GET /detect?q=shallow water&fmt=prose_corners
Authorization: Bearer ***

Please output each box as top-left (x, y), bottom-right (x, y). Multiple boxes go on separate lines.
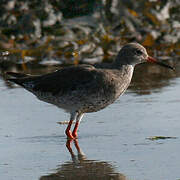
top-left (0, 61), bottom-right (180, 180)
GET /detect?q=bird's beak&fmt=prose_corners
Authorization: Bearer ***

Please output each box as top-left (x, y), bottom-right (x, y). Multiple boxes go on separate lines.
top-left (147, 56), bottom-right (174, 70)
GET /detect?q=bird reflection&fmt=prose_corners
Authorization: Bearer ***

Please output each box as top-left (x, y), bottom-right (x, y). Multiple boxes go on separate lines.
top-left (40, 139), bottom-right (127, 180)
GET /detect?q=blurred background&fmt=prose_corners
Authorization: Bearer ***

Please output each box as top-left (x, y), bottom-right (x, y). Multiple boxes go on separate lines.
top-left (0, 0), bottom-right (179, 71)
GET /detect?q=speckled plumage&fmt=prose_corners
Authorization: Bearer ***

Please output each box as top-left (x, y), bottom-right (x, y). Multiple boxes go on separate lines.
top-left (7, 43), bottom-right (173, 139)
top-left (9, 65), bottom-right (134, 113)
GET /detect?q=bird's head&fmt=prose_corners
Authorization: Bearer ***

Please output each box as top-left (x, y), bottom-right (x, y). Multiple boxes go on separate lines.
top-left (115, 42), bottom-right (174, 70)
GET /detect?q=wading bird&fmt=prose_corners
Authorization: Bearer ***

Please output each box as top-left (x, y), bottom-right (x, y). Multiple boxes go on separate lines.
top-left (7, 43), bottom-right (174, 139)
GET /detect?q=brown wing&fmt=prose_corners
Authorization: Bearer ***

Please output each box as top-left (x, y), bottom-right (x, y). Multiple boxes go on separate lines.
top-left (13, 65), bottom-right (97, 96)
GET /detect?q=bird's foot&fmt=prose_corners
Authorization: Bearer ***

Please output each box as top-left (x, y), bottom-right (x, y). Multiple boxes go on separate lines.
top-left (72, 131), bottom-right (78, 139)
top-left (65, 130), bottom-right (74, 139)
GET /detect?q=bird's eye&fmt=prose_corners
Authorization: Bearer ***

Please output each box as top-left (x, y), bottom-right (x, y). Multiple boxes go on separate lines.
top-left (135, 49), bottom-right (143, 56)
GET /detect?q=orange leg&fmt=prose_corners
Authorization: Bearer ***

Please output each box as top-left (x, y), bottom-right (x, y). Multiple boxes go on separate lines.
top-left (72, 113), bottom-right (84, 138)
top-left (72, 121), bottom-right (79, 138)
top-left (65, 112), bottom-right (83, 139)
top-left (65, 112), bottom-right (78, 139)
top-left (65, 120), bottom-right (74, 139)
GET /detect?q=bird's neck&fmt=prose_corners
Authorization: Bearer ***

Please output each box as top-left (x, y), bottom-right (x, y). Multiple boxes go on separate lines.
top-left (113, 54), bottom-right (137, 68)
top-left (110, 64), bottom-right (134, 99)
top-left (112, 60), bottom-right (135, 71)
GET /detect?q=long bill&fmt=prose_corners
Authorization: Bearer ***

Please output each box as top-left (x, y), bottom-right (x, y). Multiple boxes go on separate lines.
top-left (147, 56), bottom-right (174, 70)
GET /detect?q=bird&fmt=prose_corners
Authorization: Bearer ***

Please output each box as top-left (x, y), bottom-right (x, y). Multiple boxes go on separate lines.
top-left (6, 43), bottom-right (173, 139)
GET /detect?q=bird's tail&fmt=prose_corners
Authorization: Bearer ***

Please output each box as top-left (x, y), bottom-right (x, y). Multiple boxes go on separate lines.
top-left (6, 72), bottom-right (29, 87)
top-left (6, 72), bottom-right (29, 78)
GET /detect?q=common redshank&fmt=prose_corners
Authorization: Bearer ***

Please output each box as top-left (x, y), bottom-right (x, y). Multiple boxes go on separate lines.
top-left (7, 43), bottom-right (173, 139)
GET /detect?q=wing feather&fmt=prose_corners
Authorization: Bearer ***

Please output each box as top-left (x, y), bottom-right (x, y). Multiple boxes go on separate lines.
top-left (18, 65), bottom-right (97, 95)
